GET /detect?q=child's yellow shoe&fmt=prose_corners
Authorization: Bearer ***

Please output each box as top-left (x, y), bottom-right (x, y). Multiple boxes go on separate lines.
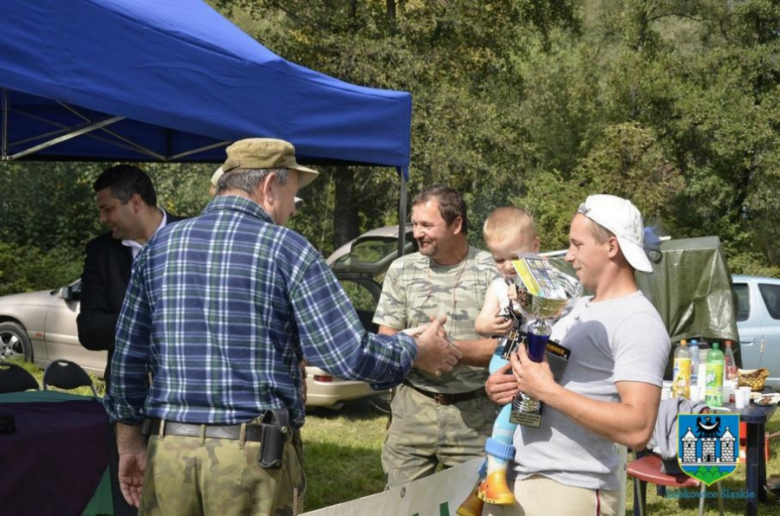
top-left (477, 470), bottom-right (515, 505)
top-left (456, 485), bottom-right (485, 516)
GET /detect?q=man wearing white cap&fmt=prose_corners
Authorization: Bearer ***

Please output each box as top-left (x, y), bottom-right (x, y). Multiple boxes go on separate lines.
top-left (484, 194), bottom-right (671, 516)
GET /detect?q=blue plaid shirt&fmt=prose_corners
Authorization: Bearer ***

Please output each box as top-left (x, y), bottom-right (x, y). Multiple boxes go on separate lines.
top-left (104, 195), bottom-right (417, 428)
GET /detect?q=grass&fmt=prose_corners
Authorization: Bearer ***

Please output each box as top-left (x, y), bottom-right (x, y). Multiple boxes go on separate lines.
top-left (302, 401), bottom-right (389, 510)
top-left (10, 357), bottom-right (780, 514)
top-left (302, 400), bottom-right (780, 515)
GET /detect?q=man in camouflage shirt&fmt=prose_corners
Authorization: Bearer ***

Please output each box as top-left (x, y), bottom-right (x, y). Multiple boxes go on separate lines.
top-left (374, 184), bottom-right (499, 488)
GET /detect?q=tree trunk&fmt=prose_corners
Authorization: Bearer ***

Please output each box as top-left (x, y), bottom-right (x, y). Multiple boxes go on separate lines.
top-left (332, 166), bottom-right (360, 249)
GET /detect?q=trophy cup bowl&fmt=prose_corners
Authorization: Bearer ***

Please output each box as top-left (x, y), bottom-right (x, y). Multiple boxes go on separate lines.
top-left (515, 269), bottom-right (582, 322)
top-left (511, 266), bottom-right (582, 427)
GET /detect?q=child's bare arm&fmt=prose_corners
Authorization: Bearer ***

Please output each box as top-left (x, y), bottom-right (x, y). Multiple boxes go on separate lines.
top-left (476, 282), bottom-right (513, 336)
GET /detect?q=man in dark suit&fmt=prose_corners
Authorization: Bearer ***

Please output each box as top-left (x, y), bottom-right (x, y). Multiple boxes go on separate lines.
top-left (77, 164), bottom-right (184, 516)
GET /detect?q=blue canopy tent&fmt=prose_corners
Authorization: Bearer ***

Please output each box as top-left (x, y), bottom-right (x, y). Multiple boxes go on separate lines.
top-left (0, 0), bottom-right (412, 250)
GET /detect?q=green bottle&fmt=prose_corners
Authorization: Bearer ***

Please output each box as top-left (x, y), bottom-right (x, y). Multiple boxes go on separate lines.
top-left (705, 343), bottom-right (724, 407)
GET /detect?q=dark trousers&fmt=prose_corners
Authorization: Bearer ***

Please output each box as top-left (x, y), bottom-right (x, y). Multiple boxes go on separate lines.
top-left (108, 422), bottom-right (138, 516)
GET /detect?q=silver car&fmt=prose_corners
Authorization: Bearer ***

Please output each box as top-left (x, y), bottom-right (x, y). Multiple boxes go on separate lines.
top-left (0, 280), bottom-right (93, 374)
top-left (0, 225), bottom-right (416, 408)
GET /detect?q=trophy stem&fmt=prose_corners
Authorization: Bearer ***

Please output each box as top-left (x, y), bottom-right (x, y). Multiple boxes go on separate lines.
top-left (526, 323), bottom-right (550, 363)
top-left (510, 320), bottom-right (552, 428)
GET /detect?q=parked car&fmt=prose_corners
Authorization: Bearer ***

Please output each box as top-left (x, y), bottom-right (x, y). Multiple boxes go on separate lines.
top-left (0, 280), bottom-right (94, 374)
top-left (308, 225), bottom-right (415, 407)
top-left (732, 275), bottom-right (780, 390)
top-left (0, 225), bottom-right (416, 408)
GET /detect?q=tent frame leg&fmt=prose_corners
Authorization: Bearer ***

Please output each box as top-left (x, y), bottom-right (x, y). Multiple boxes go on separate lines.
top-left (1, 88), bottom-right (7, 159)
top-left (396, 166), bottom-right (408, 258)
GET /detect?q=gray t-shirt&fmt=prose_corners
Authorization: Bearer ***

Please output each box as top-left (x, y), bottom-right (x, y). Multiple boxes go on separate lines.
top-left (512, 291), bottom-right (670, 490)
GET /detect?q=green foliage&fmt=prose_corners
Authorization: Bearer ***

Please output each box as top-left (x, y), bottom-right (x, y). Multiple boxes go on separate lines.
top-left (0, 162), bottom-right (215, 294)
top-left (3, 0), bottom-right (780, 293)
top-left (341, 282), bottom-right (376, 312)
top-left (0, 243), bottom-right (83, 295)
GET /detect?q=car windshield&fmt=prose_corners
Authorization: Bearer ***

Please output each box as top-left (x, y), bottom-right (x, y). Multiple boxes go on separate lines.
top-left (331, 235), bottom-right (416, 283)
top-left (334, 238), bottom-right (398, 264)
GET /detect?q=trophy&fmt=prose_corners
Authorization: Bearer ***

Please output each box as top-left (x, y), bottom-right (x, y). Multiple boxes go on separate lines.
top-left (508, 255), bottom-right (582, 428)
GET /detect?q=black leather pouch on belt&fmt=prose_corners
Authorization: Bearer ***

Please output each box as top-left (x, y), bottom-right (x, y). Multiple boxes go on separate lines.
top-left (259, 409), bottom-right (291, 469)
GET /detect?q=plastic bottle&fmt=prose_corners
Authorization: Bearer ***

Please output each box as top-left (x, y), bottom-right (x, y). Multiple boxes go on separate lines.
top-left (724, 340), bottom-right (738, 382)
top-left (705, 343), bottom-right (724, 407)
top-left (689, 339), bottom-right (700, 386)
top-left (672, 340), bottom-right (692, 399)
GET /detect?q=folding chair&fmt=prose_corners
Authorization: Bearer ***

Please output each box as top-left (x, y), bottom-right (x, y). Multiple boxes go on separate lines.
top-left (628, 452), bottom-right (723, 516)
top-left (0, 361), bottom-right (39, 394)
top-left (43, 360), bottom-right (97, 398)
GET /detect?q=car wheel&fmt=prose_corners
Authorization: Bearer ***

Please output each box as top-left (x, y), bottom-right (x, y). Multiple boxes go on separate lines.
top-left (0, 322), bottom-right (33, 362)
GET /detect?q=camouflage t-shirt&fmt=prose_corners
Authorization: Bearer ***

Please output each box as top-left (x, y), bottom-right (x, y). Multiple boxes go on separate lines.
top-left (373, 246), bottom-right (498, 393)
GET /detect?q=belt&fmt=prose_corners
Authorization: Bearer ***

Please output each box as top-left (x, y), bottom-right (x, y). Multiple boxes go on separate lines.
top-left (145, 419), bottom-right (265, 442)
top-left (402, 381), bottom-right (486, 406)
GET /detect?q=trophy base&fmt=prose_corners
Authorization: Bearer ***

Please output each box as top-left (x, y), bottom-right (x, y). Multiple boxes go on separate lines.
top-left (509, 395), bottom-right (543, 428)
top-left (510, 412), bottom-right (542, 428)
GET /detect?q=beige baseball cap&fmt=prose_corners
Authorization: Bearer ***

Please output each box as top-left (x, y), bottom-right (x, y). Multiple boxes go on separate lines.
top-left (221, 138), bottom-right (319, 188)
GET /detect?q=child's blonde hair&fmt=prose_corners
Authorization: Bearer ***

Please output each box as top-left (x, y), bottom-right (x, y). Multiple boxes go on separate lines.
top-left (482, 206), bottom-right (537, 243)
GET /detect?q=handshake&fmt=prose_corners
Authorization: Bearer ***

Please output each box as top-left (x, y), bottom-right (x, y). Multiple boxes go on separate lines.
top-left (403, 317), bottom-right (462, 376)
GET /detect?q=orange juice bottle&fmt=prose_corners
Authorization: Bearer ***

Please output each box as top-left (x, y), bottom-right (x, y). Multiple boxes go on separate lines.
top-left (672, 340), bottom-right (692, 399)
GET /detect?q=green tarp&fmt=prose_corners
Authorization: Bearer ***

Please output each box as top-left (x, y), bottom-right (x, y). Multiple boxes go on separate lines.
top-left (554, 236), bottom-right (738, 378)
top-left (637, 236), bottom-right (739, 377)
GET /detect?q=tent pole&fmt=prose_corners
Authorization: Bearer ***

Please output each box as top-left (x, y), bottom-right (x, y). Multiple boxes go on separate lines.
top-left (397, 166), bottom-right (408, 258)
top-left (11, 112), bottom-right (161, 157)
top-left (1, 88), bottom-right (7, 159)
top-left (9, 115), bottom-right (124, 160)
top-left (169, 141), bottom-right (231, 160)
top-left (58, 102), bottom-right (166, 160)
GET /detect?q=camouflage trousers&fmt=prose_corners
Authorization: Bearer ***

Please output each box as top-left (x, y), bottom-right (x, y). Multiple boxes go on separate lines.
top-left (139, 427), bottom-right (306, 516)
top-left (382, 383), bottom-right (497, 488)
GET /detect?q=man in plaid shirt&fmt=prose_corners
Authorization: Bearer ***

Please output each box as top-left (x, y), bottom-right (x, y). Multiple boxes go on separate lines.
top-left (104, 138), bottom-right (460, 515)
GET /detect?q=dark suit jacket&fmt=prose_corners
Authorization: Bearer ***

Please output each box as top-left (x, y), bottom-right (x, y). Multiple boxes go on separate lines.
top-left (77, 213), bottom-right (185, 386)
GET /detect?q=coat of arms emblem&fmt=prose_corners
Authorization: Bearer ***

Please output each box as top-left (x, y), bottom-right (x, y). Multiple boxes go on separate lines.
top-left (677, 413), bottom-right (740, 485)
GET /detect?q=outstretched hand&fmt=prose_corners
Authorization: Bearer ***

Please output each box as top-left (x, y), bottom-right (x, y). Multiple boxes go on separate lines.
top-left (402, 323), bottom-right (430, 338)
top-left (413, 316), bottom-right (462, 375)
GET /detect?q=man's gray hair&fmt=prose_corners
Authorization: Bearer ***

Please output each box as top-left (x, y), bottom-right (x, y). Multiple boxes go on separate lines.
top-left (216, 168), bottom-right (290, 196)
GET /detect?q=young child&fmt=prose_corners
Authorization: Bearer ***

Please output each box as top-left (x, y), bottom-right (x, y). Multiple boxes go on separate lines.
top-left (457, 206), bottom-right (540, 516)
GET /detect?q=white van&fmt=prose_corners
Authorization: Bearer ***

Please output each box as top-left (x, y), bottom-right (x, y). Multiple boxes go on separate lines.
top-left (732, 275), bottom-right (780, 390)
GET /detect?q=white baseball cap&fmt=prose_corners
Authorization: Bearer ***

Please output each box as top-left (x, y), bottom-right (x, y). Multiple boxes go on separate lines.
top-left (577, 194), bottom-right (653, 273)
